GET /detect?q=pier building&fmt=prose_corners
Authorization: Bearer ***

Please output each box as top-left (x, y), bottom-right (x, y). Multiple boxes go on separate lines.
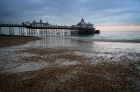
top-left (0, 18), bottom-right (100, 36)
top-left (22, 19), bottom-right (50, 27)
top-left (32, 19), bottom-right (50, 27)
top-left (77, 18), bottom-right (94, 29)
top-left (71, 18), bottom-right (93, 29)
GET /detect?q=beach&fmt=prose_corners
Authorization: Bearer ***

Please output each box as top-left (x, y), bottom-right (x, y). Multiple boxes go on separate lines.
top-left (0, 36), bottom-right (42, 48)
top-left (0, 36), bottom-right (140, 92)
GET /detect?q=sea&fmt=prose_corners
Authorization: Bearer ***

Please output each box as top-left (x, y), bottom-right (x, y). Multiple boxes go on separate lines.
top-left (1, 27), bottom-right (140, 40)
top-left (68, 31), bottom-right (140, 41)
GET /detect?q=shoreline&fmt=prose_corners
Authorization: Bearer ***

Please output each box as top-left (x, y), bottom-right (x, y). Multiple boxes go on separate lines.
top-left (0, 35), bottom-right (140, 48)
top-left (64, 37), bottom-right (140, 43)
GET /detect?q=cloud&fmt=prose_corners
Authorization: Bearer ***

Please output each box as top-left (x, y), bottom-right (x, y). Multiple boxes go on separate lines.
top-left (0, 0), bottom-right (140, 26)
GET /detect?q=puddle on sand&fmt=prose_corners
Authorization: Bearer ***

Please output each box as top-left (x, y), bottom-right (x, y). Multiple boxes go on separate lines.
top-left (54, 59), bottom-right (81, 67)
top-left (1, 61), bottom-right (48, 73)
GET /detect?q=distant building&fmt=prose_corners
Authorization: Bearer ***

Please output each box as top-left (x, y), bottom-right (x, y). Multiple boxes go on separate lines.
top-left (22, 21), bottom-right (30, 25)
top-left (71, 18), bottom-right (94, 29)
top-left (32, 19), bottom-right (50, 27)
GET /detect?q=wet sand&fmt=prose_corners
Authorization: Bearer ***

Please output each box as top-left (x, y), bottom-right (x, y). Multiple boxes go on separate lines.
top-left (0, 36), bottom-right (42, 48)
top-left (0, 36), bottom-right (140, 92)
top-left (66, 37), bottom-right (140, 43)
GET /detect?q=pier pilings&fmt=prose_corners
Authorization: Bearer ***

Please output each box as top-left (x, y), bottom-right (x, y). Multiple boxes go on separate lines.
top-left (77, 28), bottom-right (95, 35)
top-left (0, 27), bottom-right (2, 35)
top-left (95, 30), bottom-right (100, 34)
top-left (27, 28), bottom-right (37, 37)
top-left (9, 27), bottom-right (14, 35)
top-left (19, 27), bottom-right (25, 36)
top-left (0, 25), bottom-right (99, 37)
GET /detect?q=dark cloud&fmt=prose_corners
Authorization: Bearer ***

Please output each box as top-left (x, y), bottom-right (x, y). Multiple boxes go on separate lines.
top-left (0, 0), bottom-right (140, 26)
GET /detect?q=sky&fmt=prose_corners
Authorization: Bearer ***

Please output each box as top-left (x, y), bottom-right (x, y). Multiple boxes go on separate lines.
top-left (0, 0), bottom-right (140, 31)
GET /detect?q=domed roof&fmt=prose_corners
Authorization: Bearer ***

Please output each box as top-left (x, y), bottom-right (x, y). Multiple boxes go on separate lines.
top-left (33, 20), bottom-right (36, 23)
top-left (81, 18), bottom-right (85, 22)
top-left (77, 18), bottom-right (86, 25)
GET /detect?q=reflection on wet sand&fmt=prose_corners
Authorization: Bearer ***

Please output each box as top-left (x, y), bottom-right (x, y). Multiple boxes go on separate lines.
top-left (0, 36), bottom-right (140, 91)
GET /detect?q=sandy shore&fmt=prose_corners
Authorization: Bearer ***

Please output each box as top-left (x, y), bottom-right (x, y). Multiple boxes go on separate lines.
top-left (0, 36), bottom-right (140, 92)
top-left (0, 35), bottom-right (42, 48)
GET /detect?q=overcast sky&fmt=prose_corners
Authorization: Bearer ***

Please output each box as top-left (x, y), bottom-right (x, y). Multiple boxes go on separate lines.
top-left (0, 0), bottom-right (140, 30)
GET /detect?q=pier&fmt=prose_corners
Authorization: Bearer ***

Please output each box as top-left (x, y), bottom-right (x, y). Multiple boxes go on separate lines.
top-left (0, 18), bottom-right (100, 36)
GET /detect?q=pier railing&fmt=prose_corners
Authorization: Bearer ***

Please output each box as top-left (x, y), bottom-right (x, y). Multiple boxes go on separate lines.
top-left (0, 24), bottom-right (31, 27)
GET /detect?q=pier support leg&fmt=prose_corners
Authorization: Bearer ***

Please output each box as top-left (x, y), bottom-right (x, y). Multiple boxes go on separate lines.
top-left (53, 29), bottom-right (56, 34)
top-left (55, 29), bottom-right (57, 35)
top-left (30, 28), bottom-right (31, 36)
top-left (27, 28), bottom-right (32, 36)
top-left (21, 27), bottom-right (23, 36)
top-left (46, 29), bottom-right (47, 36)
top-left (52, 29), bottom-right (54, 35)
top-left (71, 29), bottom-right (73, 35)
top-left (78, 29), bottom-right (80, 35)
top-left (35, 29), bottom-right (37, 37)
top-left (22, 27), bottom-right (24, 36)
top-left (39, 29), bottom-right (41, 36)
top-left (19, 27), bottom-right (20, 36)
top-left (9, 27), bottom-right (14, 35)
top-left (54, 29), bottom-right (55, 35)
top-left (31, 29), bottom-right (33, 36)
top-left (48, 29), bottom-right (49, 35)
top-left (39, 29), bottom-right (43, 36)
top-left (62, 29), bottom-right (64, 35)
top-left (65, 29), bottom-right (67, 35)
top-left (27, 28), bottom-right (29, 36)
top-left (19, 27), bottom-right (25, 36)
top-left (0, 27), bottom-right (2, 35)
top-left (52, 29), bottom-right (53, 35)
top-left (49, 29), bottom-right (51, 35)
top-left (33, 29), bottom-right (35, 36)
top-left (28, 29), bottom-right (30, 36)
top-left (32, 29), bottom-right (34, 36)
top-left (43, 29), bottom-right (45, 36)
top-left (30, 29), bottom-right (32, 36)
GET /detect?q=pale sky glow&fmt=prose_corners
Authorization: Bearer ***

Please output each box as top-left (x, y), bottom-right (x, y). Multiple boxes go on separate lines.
top-left (0, 0), bottom-right (140, 31)
top-left (96, 26), bottom-right (140, 31)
